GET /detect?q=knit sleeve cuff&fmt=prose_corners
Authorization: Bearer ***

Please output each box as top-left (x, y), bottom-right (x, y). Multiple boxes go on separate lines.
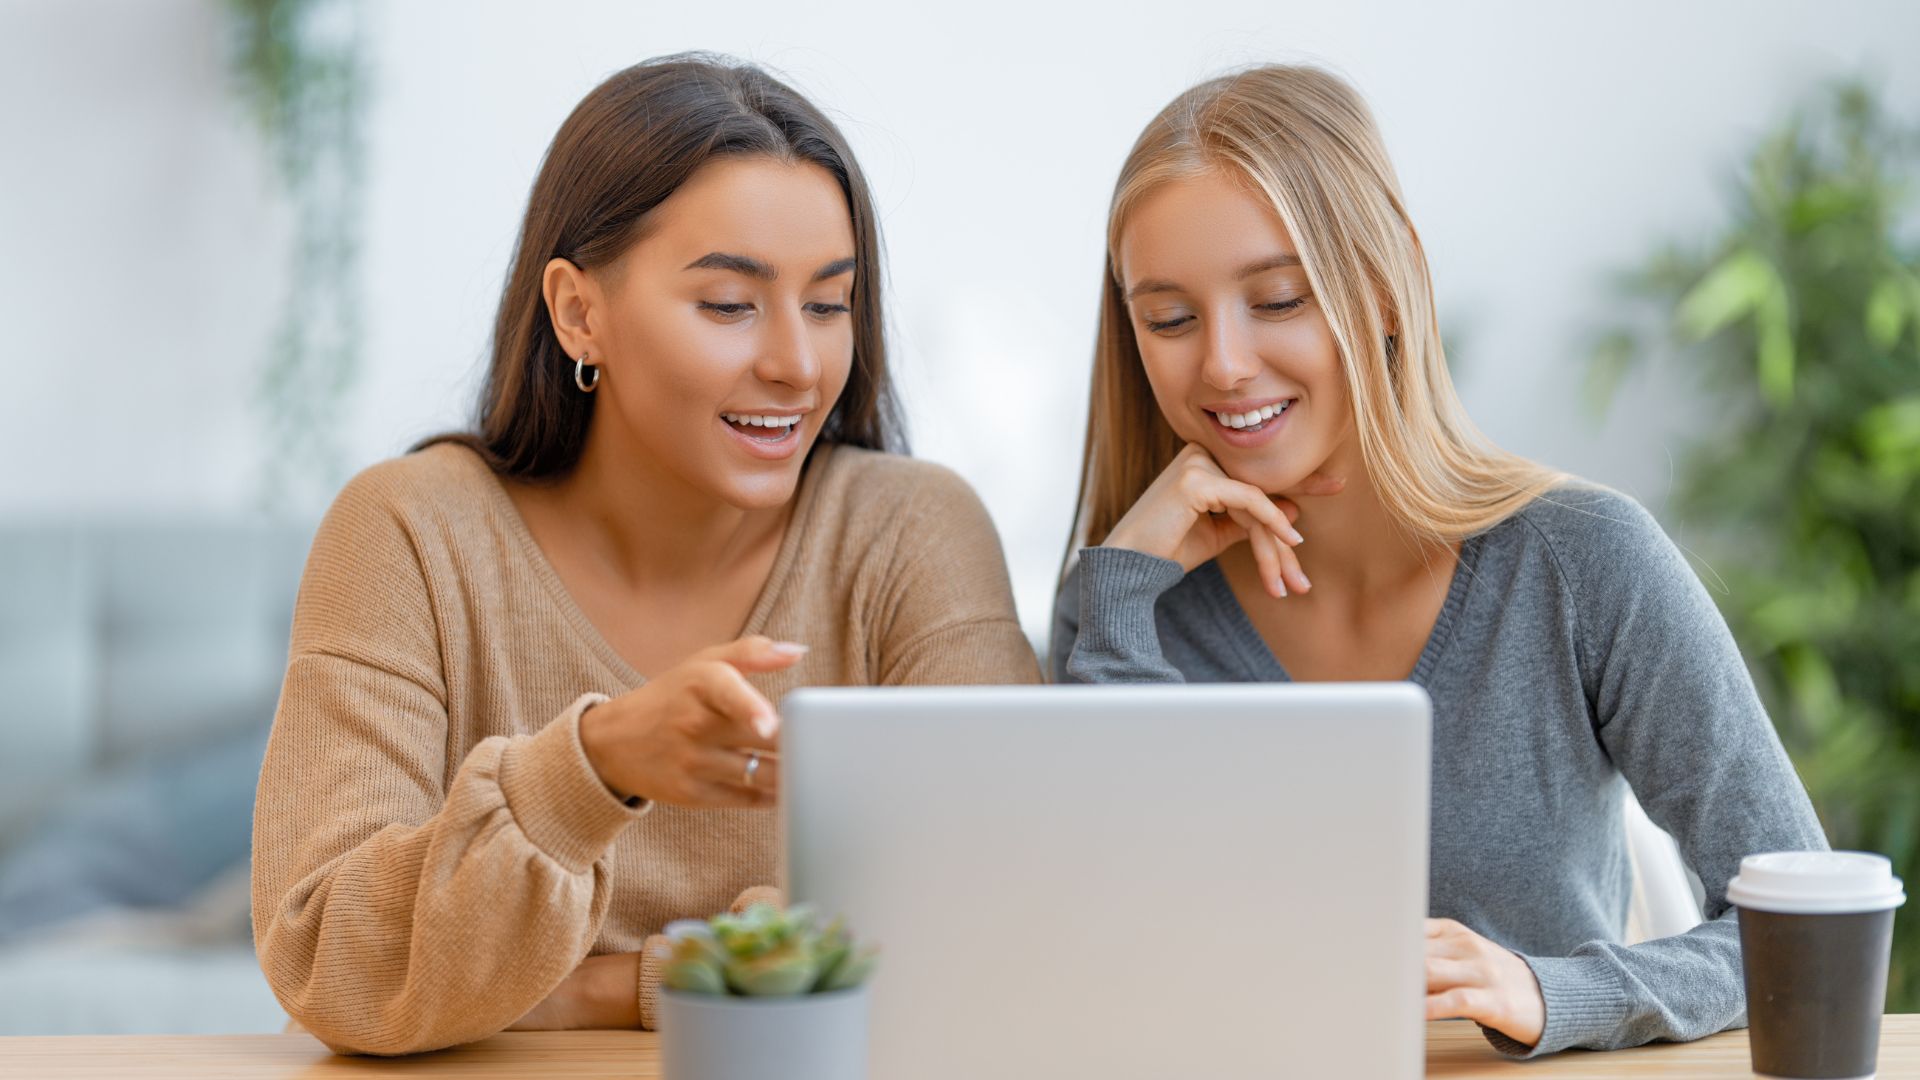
top-left (498, 692), bottom-right (651, 873)
top-left (1481, 953), bottom-right (1631, 1058)
top-left (638, 933), bottom-right (675, 1032)
top-left (1065, 547), bottom-right (1187, 682)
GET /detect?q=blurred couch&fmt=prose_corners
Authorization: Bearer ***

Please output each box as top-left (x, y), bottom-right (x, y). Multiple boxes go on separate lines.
top-left (0, 520), bottom-right (313, 1035)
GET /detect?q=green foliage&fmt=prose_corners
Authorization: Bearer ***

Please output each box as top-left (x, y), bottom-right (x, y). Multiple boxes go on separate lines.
top-left (1590, 81), bottom-right (1920, 1010)
top-left (664, 904), bottom-right (879, 998)
top-left (223, 0), bottom-right (368, 510)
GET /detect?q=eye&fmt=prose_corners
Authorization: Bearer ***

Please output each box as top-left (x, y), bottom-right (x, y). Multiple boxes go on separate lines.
top-left (805, 301), bottom-right (852, 319)
top-left (698, 301), bottom-right (754, 320)
top-left (1143, 314), bottom-right (1194, 334)
top-left (1257, 296), bottom-right (1310, 316)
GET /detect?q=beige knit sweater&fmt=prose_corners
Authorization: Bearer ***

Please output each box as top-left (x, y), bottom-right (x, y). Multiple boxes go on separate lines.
top-left (251, 442), bottom-right (1039, 1055)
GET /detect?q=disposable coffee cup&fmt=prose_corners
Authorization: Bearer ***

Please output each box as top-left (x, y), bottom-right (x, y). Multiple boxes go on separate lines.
top-left (1728, 851), bottom-right (1906, 1080)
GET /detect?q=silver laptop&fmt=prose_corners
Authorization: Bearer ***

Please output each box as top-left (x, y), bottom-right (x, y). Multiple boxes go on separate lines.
top-left (780, 684), bottom-right (1431, 1080)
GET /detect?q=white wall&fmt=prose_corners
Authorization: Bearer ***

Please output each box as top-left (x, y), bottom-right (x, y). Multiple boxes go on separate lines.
top-left (3, 0), bottom-right (1917, 639)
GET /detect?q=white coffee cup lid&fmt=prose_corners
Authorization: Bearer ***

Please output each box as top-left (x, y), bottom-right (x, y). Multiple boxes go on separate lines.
top-left (1727, 851), bottom-right (1907, 915)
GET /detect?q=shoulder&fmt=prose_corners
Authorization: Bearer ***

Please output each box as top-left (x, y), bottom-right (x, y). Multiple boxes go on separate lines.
top-left (810, 444), bottom-right (980, 506)
top-left (807, 445), bottom-right (997, 538)
top-left (326, 441), bottom-right (498, 528)
top-left (305, 441), bottom-right (507, 596)
top-left (291, 444), bottom-right (498, 662)
top-left (1489, 482), bottom-right (1678, 581)
top-left (801, 446), bottom-right (1014, 595)
top-left (1504, 481), bottom-right (1666, 541)
top-left (1484, 481), bottom-right (1716, 637)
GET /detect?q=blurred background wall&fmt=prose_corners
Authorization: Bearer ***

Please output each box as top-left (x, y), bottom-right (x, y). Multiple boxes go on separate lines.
top-left (0, 0), bottom-right (1914, 1036)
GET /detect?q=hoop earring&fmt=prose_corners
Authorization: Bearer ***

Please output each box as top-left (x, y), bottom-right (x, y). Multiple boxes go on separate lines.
top-left (574, 354), bottom-right (599, 393)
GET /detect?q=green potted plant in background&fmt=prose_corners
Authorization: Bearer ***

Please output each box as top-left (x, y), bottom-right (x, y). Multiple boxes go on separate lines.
top-left (223, 0), bottom-right (369, 511)
top-left (660, 903), bottom-right (879, 1080)
top-left (1589, 80), bottom-right (1920, 1011)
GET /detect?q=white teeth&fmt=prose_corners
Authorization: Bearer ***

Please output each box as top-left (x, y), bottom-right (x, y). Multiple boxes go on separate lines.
top-left (1210, 401), bottom-right (1292, 429)
top-left (722, 412), bottom-right (803, 429)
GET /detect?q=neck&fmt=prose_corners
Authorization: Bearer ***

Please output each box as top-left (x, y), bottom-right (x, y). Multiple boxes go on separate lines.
top-left (550, 416), bottom-right (794, 589)
top-left (1280, 445), bottom-right (1455, 602)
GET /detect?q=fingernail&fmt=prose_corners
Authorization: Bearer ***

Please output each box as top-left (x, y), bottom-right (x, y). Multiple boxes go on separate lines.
top-left (1298, 573), bottom-right (1311, 591)
top-left (754, 714), bottom-right (780, 740)
top-left (1287, 527), bottom-right (1304, 545)
top-left (769, 641), bottom-right (809, 657)
top-left (1276, 578), bottom-right (1288, 598)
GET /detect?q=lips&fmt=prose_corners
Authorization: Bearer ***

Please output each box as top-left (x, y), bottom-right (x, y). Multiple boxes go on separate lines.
top-left (718, 412), bottom-right (805, 461)
top-left (1205, 399), bottom-right (1293, 431)
top-left (1205, 398), bottom-right (1295, 448)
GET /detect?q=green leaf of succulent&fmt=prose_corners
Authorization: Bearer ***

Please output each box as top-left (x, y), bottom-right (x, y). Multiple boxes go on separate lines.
top-left (673, 904), bottom-right (875, 995)
top-left (816, 946), bottom-right (880, 993)
top-left (725, 943), bottom-right (820, 997)
top-left (810, 939), bottom-right (851, 992)
top-left (670, 929), bottom-right (729, 970)
top-left (663, 956), bottom-right (728, 996)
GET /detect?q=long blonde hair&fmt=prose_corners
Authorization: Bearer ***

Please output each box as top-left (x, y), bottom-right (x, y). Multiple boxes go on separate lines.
top-left (1071, 65), bottom-right (1561, 553)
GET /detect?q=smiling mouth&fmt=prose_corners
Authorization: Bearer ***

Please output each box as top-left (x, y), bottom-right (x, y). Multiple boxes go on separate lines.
top-left (1207, 400), bottom-right (1294, 433)
top-left (721, 412), bottom-right (802, 440)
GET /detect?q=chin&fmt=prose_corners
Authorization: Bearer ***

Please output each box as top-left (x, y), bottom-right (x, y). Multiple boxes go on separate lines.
top-left (1212, 448), bottom-right (1328, 497)
top-left (713, 466), bottom-right (805, 511)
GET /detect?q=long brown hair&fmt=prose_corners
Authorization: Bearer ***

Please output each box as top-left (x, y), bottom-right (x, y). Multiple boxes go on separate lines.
top-left (1071, 65), bottom-right (1560, 554)
top-left (422, 53), bottom-right (904, 478)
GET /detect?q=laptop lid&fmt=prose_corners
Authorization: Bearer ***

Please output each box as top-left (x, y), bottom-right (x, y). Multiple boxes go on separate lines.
top-left (781, 683), bottom-right (1431, 1080)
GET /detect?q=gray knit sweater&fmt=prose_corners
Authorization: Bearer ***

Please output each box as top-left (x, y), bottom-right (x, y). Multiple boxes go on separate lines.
top-left (1050, 485), bottom-right (1829, 1057)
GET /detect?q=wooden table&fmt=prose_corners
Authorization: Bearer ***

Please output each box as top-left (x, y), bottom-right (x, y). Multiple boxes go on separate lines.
top-left (3, 1017), bottom-right (1915, 1077)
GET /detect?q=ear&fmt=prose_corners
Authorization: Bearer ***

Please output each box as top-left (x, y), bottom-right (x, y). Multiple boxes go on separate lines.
top-left (543, 257), bottom-right (598, 361)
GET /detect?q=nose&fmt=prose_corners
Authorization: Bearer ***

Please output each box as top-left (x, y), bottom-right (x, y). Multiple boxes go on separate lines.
top-left (753, 305), bottom-right (822, 392)
top-left (1198, 308), bottom-right (1260, 391)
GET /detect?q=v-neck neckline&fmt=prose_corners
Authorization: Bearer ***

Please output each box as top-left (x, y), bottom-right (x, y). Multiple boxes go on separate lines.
top-left (466, 442), bottom-right (832, 689)
top-left (1191, 532), bottom-right (1481, 685)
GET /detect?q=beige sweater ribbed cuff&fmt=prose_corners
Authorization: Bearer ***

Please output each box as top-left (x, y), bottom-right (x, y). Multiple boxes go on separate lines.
top-left (498, 692), bottom-right (652, 872)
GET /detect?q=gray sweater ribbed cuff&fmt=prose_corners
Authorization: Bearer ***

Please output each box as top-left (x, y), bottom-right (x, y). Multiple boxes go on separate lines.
top-left (1481, 953), bottom-right (1630, 1058)
top-left (1068, 547), bottom-right (1187, 682)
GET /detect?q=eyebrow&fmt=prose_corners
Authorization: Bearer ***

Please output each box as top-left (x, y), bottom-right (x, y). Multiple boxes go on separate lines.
top-left (1124, 253), bottom-right (1304, 302)
top-left (683, 252), bottom-right (857, 283)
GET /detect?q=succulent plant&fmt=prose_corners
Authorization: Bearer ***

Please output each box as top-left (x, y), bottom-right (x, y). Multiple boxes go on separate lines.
top-left (663, 903), bottom-right (879, 998)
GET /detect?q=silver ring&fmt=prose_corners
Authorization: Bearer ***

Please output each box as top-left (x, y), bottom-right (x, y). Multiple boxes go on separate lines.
top-left (743, 751), bottom-right (761, 787)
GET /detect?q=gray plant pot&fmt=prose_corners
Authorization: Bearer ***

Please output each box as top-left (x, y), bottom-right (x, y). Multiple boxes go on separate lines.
top-left (659, 986), bottom-right (870, 1080)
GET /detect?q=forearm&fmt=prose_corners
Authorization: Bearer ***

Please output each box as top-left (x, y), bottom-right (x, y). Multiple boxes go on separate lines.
top-left (255, 694), bottom-right (644, 1055)
top-left (511, 952), bottom-right (643, 1032)
top-left (1485, 916), bottom-right (1745, 1058)
top-left (1060, 547), bottom-right (1187, 684)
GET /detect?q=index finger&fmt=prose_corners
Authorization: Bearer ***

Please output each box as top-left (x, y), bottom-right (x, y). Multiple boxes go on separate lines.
top-left (1206, 475), bottom-right (1302, 547)
top-left (690, 664), bottom-right (781, 751)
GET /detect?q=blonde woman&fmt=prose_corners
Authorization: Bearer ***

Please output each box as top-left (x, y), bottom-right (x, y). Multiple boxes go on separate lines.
top-left (253, 56), bottom-right (1037, 1056)
top-left (1051, 66), bottom-right (1828, 1057)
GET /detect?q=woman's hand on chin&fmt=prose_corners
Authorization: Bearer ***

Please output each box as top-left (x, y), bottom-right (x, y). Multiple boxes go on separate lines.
top-left (1103, 442), bottom-right (1314, 597)
top-left (1423, 918), bottom-right (1546, 1049)
top-left (578, 635), bottom-right (806, 809)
